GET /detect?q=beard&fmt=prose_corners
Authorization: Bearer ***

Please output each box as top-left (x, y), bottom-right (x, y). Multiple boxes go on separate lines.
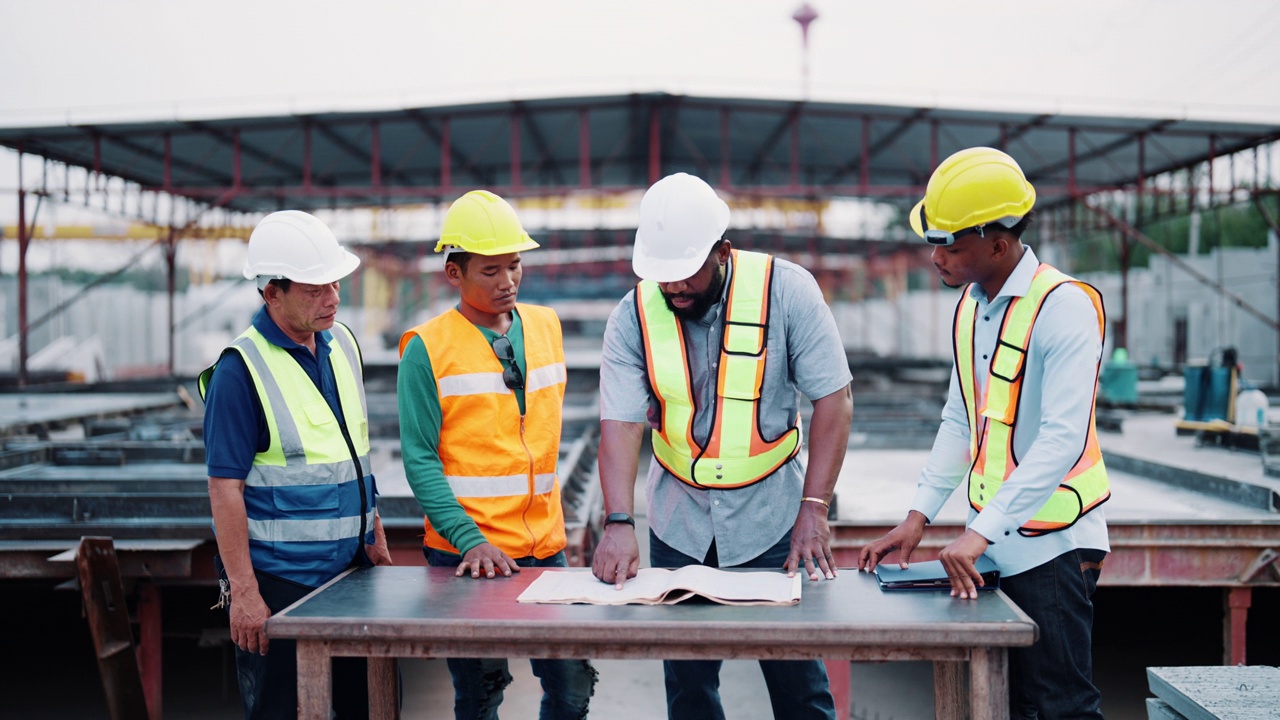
top-left (662, 265), bottom-right (727, 320)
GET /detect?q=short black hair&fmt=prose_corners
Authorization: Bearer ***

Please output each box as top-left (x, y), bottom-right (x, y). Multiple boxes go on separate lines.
top-left (445, 250), bottom-right (473, 273)
top-left (991, 211), bottom-right (1035, 241)
top-left (257, 278), bottom-right (292, 298)
top-left (1009, 211), bottom-right (1035, 239)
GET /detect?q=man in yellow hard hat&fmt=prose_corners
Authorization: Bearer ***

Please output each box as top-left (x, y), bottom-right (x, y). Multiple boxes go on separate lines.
top-left (397, 190), bottom-right (596, 719)
top-left (592, 172), bottom-right (854, 719)
top-left (859, 147), bottom-right (1110, 719)
top-left (200, 210), bottom-right (393, 719)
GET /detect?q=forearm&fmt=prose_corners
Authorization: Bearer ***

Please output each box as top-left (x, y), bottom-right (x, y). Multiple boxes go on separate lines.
top-left (802, 384), bottom-right (853, 500)
top-left (398, 350), bottom-right (485, 554)
top-left (599, 420), bottom-right (646, 514)
top-left (208, 477), bottom-right (259, 598)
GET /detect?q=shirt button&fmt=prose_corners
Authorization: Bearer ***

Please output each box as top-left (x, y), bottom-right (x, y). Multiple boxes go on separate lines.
top-left (1004, 531), bottom-right (1011, 536)
top-left (983, 316), bottom-right (990, 322)
top-left (980, 483), bottom-right (985, 489)
top-left (713, 499), bottom-right (720, 506)
top-left (983, 354), bottom-right (989, 360)
top-left (715, 464), bottom-right (723, 470)
top-left (716, 474), bottom-right (723, 480)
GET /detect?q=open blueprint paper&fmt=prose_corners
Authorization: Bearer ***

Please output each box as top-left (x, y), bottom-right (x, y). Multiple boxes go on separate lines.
top-left (517, 566), bottom-right (802, 606)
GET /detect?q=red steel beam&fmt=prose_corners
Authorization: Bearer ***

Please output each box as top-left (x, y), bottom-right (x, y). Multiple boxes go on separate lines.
top-left (859, 116), bottom-right (870, 193)
top-left (17, 149), bottom-right (28, 387)
top-left (721, 107), bottom-right (732, 188)
top-left (648, 105), bottom-right (661, 185)
top-left (789, 111), bottom-right (799, 192)
top-left (510, 110), bottom-right (522, 193)
top-left (579, 108), bottom-right (591, 189)
top-left (441, 116), bottom-right (452, 192)
top-left (371, 120), bottom-right (382, 190)
top-left (303, 122), bottom-right (313, 190)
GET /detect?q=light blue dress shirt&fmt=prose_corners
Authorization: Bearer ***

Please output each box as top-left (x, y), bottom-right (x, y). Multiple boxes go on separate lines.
top-left (910, 247), bottom-right (1111, 577)
top-left (600, 255), bottom-right (852, 567)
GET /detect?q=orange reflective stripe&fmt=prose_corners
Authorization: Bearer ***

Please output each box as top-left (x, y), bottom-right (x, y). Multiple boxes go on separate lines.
top-left (638, 250), bottom-right (800, 489)
top-left (401, 304), bottom-right (567, 559)
top-left (955, 264), bottom-right (1110, 535)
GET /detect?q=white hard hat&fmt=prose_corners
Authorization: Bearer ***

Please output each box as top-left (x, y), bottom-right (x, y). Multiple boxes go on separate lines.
top-left (242, 210), bottom-right (360, 285)
top-left (633, 172), bottom-right (730, 282)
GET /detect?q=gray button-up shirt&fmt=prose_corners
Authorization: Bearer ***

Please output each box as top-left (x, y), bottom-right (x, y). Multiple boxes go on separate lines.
top-left (600, 254), bottom-right (852, 566)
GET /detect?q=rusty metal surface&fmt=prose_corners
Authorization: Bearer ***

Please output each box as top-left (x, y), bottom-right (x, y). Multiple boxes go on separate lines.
top-left (831, 520), bottom-right (1280, 587)
top-left (268, 566), bottom-right (1038, 652)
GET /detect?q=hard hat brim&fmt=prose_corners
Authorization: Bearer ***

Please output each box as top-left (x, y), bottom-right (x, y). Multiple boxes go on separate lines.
top-left (243, 247), bottom-right (361, 285)
top-left (908, 199), bottom-right (926, 239)
top-left (434, 235), bottom-right (541, 255)
top-left (632, 239), bottom-right (711, 283)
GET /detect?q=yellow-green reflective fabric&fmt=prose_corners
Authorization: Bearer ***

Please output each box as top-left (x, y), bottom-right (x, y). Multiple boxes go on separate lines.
top-left (638, 250), bottom-right (799, 488)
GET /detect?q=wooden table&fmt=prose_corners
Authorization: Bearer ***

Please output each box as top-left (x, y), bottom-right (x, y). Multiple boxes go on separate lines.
top-left (267, 566), bottom-right (1037, 720)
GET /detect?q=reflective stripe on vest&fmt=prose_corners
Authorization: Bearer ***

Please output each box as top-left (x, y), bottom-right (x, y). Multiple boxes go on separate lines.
top-left (956, 264), bottom-right (1111, 537)
top-left (637, 249), bottom-right (801, 489)
top-left (199, 321), bottom-right (375, 585)
top-left (400, 305), bottom-right (567, 559)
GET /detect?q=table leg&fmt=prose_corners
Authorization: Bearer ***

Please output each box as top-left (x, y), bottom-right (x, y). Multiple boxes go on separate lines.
top-left (968, 647), bottom-right (1008, 720)
top-left (933, 660), bottom-right (965, 720)
top-left (296, 640), bottom-right (332, 720)
top-left (369, 657), bottom-right (399, 720)
top-left (824, 659), bottom-right (850, 720)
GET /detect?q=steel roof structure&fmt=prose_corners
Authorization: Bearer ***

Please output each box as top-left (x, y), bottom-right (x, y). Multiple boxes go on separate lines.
top-left (3, 93), bottom-right (1278, 215)
top-left (4, 93), bottom-right (1280, 385)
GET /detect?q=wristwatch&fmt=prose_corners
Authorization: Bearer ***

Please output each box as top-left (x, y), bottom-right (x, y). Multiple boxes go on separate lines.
top-left (604, 512), bottom-right (636, 528)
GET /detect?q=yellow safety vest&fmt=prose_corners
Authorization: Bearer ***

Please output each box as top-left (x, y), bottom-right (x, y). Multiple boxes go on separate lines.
top-left (637, 250), bottom-right (801, 489)
top-left (198, 322), bottom-right (375, 585)
top-left (956, 263), bottom-right (1110, 537)
top-left (399, 305), bottom-right (567, 559)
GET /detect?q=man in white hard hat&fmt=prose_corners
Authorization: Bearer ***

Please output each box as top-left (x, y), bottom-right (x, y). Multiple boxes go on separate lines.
top-left (398, 190), bottom-right (596, 719)
top-left (200, 210), bottom-right (392, 720)
top-left (859, 147), bottom-right (1109, 718)
top-left (592, 172), bottom-right (854, 719)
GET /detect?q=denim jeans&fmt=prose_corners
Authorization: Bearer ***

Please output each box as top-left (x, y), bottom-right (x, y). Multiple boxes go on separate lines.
top-left (217, 559), bottom-right (374, 720)
top-left (426, 548), bottom-right (598, 720)
top-left (1000, 548), bottom-right (1107, 720)
top-left (649, 530), bottom-right (837, 720)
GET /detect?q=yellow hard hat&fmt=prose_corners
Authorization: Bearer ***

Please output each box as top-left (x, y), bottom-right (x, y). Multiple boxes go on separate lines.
top-left (909, 147), bottom-right (1036, 246)
top-left (436, 190), bottom-right (540, 255)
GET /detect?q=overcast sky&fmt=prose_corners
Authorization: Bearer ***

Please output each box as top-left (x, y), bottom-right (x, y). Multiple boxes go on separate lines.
top-left (2, 0), bottom-right (1279, 220)
top-left (4, 0), bottom-right (1279, 123)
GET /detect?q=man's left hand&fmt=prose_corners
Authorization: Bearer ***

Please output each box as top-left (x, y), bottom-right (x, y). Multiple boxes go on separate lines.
top-left (784, 501), bottom-right (836, 581)
top-left (938, 530), bottom-right (991, 600)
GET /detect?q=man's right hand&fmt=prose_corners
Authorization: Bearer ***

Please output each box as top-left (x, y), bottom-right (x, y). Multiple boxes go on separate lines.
top-left (229, 589), bottom-right (272, 656)
top-left (591, 523), bottom-right (639, 589)
top-left (458, 543), bottom-right (520, 579)
top-left (857, 510), bottom-right (929, 572)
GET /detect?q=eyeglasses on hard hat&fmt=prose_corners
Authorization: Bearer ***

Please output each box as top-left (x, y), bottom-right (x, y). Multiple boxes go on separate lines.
top-left (918, 205), bottom-right (1020, 247)
top-left (490, 335), bottom-right (524, 391)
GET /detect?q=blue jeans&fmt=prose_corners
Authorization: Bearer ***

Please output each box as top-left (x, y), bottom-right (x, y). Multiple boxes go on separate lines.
top-left (217, 559), bottom-right (375, 720)
top-left (649, 530), bottom-right (837, 720)
top-left (426, 548), bottom-right (598, 720)
top-left (1000, 549), bottom-right (1106, 720)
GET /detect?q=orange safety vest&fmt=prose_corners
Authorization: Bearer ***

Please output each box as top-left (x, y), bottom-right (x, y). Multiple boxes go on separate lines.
top-left (637, 250), bottom-right (801, 489)
top-left (956, 263), bottom-right (1111, 537)
top-left (399, 304), bottom-right (567, 558)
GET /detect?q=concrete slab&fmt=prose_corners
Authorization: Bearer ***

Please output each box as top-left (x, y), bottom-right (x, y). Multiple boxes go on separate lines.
top-left (1147, 665), bottom-right (1280, 720)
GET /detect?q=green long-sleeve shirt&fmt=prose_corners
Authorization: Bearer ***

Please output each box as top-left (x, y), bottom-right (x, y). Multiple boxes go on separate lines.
top-left (397, 308), bottom-right (527, 556)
